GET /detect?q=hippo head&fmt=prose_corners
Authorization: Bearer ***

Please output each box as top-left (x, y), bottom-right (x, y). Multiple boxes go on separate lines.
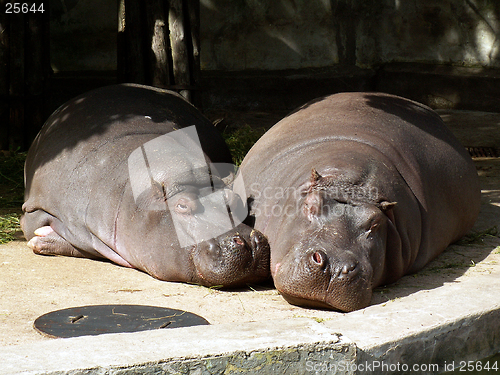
top-left (272, 169), bottom-right (396, 312)
top-left (158, 180), bottom-right (270, 288)
top-left (127, 128), bottom-right (270, 288)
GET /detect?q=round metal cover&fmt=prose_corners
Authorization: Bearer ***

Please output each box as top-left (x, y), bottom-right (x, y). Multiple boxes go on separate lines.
top-left (33, 304), bottom-right (210, 338)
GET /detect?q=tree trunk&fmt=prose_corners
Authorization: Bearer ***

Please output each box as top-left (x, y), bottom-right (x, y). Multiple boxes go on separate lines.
top-left (0, 0), bottom-right (50, 151)
top-left (146, 0), bottom-right (171, 88)
top-left (168, 0), bottom-right (191, 101)
top-left (186, 0), bottom-right (201, 107)
top-left (0, 0), bottom-right (11, 150)
top-left (118, 0), bottom-right (200, 106)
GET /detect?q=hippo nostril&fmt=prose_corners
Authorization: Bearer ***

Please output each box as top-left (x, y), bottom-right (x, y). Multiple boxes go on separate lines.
top-left (341, 265), bottom-right (350, 274)
top-left (206, 239), bottom-right (219, 254)
top-left (250, 230), bottom-right (261, 247)
top-left (233, 235), bottom-right (245, 246)
top-left (250, 230), bottom-right (262, 246)
top-left (250, 230), bottom-right (269, 254)
top-left (310, 250), bottom-right (326, 267)
top-left (339, 262), bottom-right (358, 277)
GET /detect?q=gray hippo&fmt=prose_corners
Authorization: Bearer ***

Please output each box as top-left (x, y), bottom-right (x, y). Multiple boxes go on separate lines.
top-left (22, 83), bottom-right (270, 287)
top-left (238, 92), bottom-right (481, 311)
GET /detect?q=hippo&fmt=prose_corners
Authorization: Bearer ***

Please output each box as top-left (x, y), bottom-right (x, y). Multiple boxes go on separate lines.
top-left (238, 92), bottom-right (481, 311)
top-left (21, 83), bottom-right (270, 288)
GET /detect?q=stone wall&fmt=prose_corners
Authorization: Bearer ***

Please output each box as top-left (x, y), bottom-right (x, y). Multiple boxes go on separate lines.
top-left (356, 0), bottom-right (500, 68)
top-left (51, 0), bottom-right (500, 72)
top-left (50, 0), bottom-right (117, 72)
top-left (49, 0), bottom-right (500, 111)
top-left (199, 0), bottom-right (500, 71)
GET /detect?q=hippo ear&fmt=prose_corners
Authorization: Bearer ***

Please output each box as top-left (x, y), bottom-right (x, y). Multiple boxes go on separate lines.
top-left (379, 201), bottom-right (397, 212)
top-left (310, 168), bottom-right (322, 185)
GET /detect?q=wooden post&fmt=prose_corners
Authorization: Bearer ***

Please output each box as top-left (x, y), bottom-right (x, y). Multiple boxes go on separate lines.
top-left (168, 0), bottom-right (191, 102)
top-left (0, 0), bottom-right (50, 151)
top-left (145, 0), bottom-right (171, 88)
top-left (118, 0), bottom-right (201, 106)
top-left (0, 0), bottom-right (10, 150)
top-left (8, 3), bottom-right (25, 150)
top-left (118, 0), bottom-right (146, 84)
top-left (25, 2), bottom-right (51, 146)
top-left (185, 0), bottom-right (201, 107)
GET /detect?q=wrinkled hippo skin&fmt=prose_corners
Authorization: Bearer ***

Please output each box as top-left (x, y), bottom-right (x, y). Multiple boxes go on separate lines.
top-left (239, 92), bottom-right (481, 311)
top-left (22, 83), bottom-right (270, 288)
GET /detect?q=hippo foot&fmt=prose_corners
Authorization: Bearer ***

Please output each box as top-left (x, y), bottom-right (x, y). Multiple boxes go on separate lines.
top-left (27, 226), bottom-right (88, 258)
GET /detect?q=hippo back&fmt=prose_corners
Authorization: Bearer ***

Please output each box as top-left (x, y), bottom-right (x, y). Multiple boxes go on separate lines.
top-left (22, 84), bottom-right (243, 282)
top-left (240, 92), bottom-right (481, 275)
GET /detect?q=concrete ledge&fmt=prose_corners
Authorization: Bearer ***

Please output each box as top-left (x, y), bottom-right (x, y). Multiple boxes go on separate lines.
top-left (2, 264), bottom-right (499, 374)
top-left (0, 318), bottom-right (354, 375)
top-left (325, 263), bottom-right (500, 374)
top-left (202, 63), bottom-right (500, 113)
top-left (48, 64), bottom-right (500, 119)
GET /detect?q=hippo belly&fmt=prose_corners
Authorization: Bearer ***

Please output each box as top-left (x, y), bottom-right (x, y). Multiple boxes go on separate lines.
top-left (22, 83), bottom-right (270, 288)
top-left (238, 92), bottom-right (481, 311)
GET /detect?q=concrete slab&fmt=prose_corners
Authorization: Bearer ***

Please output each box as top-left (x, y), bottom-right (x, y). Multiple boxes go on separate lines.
top-left (1, 110), bottom-right (500, 374)
top-left (0, 318), bottom-right (354, 375)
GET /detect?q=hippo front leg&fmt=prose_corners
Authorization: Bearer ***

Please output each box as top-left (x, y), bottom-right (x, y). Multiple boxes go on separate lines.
top-left (27, 226), bottom-right (92, 258)
top-left (21, 210), bottom-right (100, 260)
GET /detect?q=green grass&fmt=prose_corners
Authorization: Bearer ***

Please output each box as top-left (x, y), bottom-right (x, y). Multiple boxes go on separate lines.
top-left (0, 151), bottom-right (25, 207)
top-left (293, 315), bottom-right (327, 323)
top-left (0, 213), bottom-right (21, 244)
top-left (426, 260), bottom-right (476, 272)
top-left (222, 124), bottom-right (266, 166)
top-left (455, 226), bottom-right (499, 245)
top-left (0, 151), bottom-right (25, 244)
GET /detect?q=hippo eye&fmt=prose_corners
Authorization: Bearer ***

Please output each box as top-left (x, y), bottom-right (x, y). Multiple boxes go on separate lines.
top-left (174, 198), bottom-right (195, 215)
top-left (365, 215), bottom-right (383, 237)
top-left (176, 203), bottom-right (190, 214)
top-left (177, 203), bottom-right (188, 211)
top-left (224, 189), bottom-right (235, 204)
top-left (366, 224), bottom-right (377, 236)
top-left (303, 190), bottom-right (322, 221)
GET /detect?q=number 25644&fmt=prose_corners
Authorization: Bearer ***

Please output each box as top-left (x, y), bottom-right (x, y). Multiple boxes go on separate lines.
top-left (5, 3), bottom-right (45, 14)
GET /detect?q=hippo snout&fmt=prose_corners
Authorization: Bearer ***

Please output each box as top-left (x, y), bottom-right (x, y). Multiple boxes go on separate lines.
top-left (274, 249), bottom-right (372, 312)
top-left (192, 225), bottom-right (270, 288)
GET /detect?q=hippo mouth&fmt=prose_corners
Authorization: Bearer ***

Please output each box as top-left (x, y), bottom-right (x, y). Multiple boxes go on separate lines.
top-left (273, 250), bottom-right (373, 312)
top-left (278, 278), bottom-right (373, 312)
top-left (192, 227), bottom-right (270, 288)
